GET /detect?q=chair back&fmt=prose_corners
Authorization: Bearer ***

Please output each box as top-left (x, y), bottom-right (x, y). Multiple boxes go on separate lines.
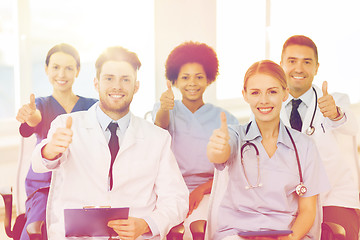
top-left (15, 135), bottom-right (37, 215)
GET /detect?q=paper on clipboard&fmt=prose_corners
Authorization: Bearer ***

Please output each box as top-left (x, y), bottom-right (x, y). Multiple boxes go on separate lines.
top-left (64, 207), bottom-right (129, 237)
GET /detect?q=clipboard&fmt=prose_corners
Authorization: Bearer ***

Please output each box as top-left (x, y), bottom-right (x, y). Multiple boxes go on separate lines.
top-left (64, 207), bottom-right (129, 237)
top-left (238, 230), bottom-right (293, 237)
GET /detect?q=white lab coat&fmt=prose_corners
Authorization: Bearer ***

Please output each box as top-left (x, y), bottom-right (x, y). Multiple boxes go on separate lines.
top-left (281, 85), bottom-right (360, 209)
top-left (32, 103), bottom-right (189, 240)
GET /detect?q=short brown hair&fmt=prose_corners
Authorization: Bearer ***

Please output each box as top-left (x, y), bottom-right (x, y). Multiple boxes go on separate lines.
top-left (281, 35), bottom-right (318, 63)
top-left (95, 46), bottom-right (141, 79)
top-left (45, 43), bottom-right (80, 70)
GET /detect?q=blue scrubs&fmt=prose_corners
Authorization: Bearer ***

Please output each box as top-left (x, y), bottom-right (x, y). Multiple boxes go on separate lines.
top-left (152, 100), bottom-right (239, 192)
top-left (214, 121), bottom-right (330, 240)
top-left (19, 95), bottom-right (97, 240)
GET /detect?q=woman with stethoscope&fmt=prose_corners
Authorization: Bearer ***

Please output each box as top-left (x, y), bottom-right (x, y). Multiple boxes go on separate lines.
top-left (207, 60), bottom-right (330, 240)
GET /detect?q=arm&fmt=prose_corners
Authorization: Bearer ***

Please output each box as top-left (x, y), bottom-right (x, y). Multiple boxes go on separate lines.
top-left (207, 112), bottom-right (231, 164)
top-left (188, 179), bottom-right (213, 216)
top-left (154, 80), bottom-right (174, 129)
top-left (280, 195), bottom-right (317, 240)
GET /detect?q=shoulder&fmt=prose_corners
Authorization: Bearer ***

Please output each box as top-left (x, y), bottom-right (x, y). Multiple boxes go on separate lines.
top-left (77, 96), bottom-right (98, 106)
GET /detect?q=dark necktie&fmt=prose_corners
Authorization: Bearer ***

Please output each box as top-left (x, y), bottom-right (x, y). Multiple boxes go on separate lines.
top-left (290, 99), bottom-right (303, 132)
top-left (108, 122), bottom-right (119, 191)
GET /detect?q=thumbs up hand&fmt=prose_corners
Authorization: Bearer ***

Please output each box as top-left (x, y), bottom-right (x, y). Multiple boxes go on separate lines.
top-left (318, 81), bottom-right (339, 120)
top-left (207, 112), bottom-right (231, 164)
top-left (16, 94), bottom-right (41, 126)
top-left (42, 116), bottom-right (73, 160)
top-left (159, 80), bottom-right (175, 111)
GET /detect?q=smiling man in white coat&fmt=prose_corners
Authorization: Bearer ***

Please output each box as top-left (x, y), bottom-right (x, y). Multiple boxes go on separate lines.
top-left (280, 35), bottom-right (360, 240)
top-left (31, 46), bottom-right (189, 240)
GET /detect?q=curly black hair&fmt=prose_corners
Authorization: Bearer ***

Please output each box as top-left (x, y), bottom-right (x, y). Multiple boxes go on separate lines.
top-left (165, 41), bottom-right (219, 84)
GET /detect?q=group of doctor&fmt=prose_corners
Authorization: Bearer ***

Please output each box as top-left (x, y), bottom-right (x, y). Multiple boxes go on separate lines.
top-left (15, 34), bottom-right (359, 240)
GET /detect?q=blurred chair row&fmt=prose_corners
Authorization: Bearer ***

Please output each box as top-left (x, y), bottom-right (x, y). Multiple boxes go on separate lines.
top-left (0, 134), bottom-right (348, 240)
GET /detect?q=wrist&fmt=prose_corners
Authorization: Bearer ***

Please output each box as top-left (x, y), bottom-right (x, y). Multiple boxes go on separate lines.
top-left (332, 106), bottom-right (344, 121)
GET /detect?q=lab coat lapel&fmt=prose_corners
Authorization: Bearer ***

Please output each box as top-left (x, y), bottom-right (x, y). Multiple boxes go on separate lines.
top-left (118, 114), bottom-right (143, 155)
top-left (280, 102), bottom-right (290, 127)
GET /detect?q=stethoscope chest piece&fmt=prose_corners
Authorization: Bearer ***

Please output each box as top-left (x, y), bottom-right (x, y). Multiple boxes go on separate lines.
top-left (295, 183), bottom-right (307, 196)
top-left (306, 126), bottom-right (315, 136)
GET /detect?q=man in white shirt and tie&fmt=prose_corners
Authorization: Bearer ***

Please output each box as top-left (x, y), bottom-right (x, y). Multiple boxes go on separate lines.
top-left (32, 46), bottom-right (189, 240)
top-left (280, 35), bottom-right (360, 240)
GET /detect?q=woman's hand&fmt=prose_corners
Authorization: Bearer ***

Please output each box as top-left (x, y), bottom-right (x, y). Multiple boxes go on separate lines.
top-left (16, 93), bottom-right (42, 127)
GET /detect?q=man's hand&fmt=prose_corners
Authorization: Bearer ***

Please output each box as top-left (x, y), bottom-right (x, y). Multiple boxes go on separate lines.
top-left (318, 81), bottom-right (340, 120)
top-left (41, 116), bottom-right (73, 160)
top-left (108, 217), bottom-right (151, 240)
top-left (159, 80), bottom-right (175, 111)
top-left (16, 94), bottom-right (40, 126)
top-left (207, 112), bottom-right (230, 163)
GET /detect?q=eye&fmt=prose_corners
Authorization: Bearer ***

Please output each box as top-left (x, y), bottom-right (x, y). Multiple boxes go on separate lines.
top-left (181, 76), bottom-right (189, 80)
top-left (53, 65), bottom-right (59, 70)
top-left (304, 61), bottom-right (311, 65)
top-left (269, 90), bottom-right (278, 94)
top-left (123, 78), bottom-right (130, 82)
top-left (197, 75), bottom-right (204, 80)
top-left (251, 91), bottom-right (259, 95)
top-left (66, 66), bottom-right (74, 71)
top-left (289, 60), bottom-right (296, 64)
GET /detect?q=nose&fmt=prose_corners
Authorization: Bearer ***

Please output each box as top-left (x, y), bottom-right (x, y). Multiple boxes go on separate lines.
top-left (294, 61), bottom-right (304, 73)
top-left (58, 68), bottom-right (65, 77)
top-left (259, 92), bottom-right (269, 103)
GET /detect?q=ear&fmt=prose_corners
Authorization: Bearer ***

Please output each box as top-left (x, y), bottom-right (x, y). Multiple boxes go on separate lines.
top-left (314, 62), bottom-right (320, 75)
top-left (283, 87), bottom-right (290, 102)
top-left (94, 77), bottom-right (99, 93)
top-left (75, 67), bottom-right (80, 78)
top-left (242, 89), bottom-right (248, 103)
top-left (134, 81), bottom-right (140, 94)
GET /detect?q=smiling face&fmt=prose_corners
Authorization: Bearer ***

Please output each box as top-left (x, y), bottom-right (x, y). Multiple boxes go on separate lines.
top-left (243, 73), bottom-right (289, 124)
top-left (175, 62), bottom-right (209, 107)
top-left (94, 60), bottom-right (139, 120)
top-left (281, 45), bottom-right (319, 98)
top-left (45, 52), bottom-right (79, 93)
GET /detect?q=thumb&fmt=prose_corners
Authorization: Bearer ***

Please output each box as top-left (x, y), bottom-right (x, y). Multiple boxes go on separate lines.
top-left (166, 80), bottom-right (172, 90)
top-left (220, 112), bottom-right (228, 134)
top-left (66, 116), bottom-right (72, 129)
top-left (322, 81), bottom-right (328, 96)
top-left (30, 93), bottom-right (36, 109)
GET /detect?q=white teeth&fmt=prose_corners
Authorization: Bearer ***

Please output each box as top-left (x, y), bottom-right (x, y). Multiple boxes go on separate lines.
top-left (259, 108), bottom-right (272, 112)
top-left (57, 80), bottom-right (66, 84)
top-left (110, 94), bottom-right (123, 99)
top-left (293, 76), bottom-right (304, 79)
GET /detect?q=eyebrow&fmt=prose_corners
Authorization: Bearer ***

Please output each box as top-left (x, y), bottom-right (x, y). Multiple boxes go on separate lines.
top-left (287, 57), bottom-right (314, 61)
top-left (248, 87), bottom-right (280, 91)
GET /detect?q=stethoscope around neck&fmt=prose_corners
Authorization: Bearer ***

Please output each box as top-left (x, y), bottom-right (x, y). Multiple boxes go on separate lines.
top-left (305, 87), bottom-right (317, 135)
top-left (240, 122), bottom-right (307, 196)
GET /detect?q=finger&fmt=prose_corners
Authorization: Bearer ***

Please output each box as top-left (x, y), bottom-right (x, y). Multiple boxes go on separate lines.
top-left (30, 93), bottom-right (36, 110)
top-left (66, 116), bottom-right (72, 129)
top-left (322, 81), bottom-right (328, 96)
top-left (220, 112), bottom-right (228, 134)
top-left (166, 80), bottom-right (172, 90)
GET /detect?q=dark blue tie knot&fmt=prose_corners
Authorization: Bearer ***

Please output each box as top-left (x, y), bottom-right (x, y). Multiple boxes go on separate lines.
top-left (108, 122), bottom-right (118, 134)
top-left (292, 99), bottom-right (302, 109)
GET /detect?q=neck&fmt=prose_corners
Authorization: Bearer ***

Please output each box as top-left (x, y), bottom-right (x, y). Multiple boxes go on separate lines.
top-left (100, 104), bottom-right (129, 121)
top-left (52, 90), bottom-right (76, 102)
top-left (256, 118), bottom-right (280, 139)
top-left (290, 86), bottom-right (311, 99)
top-left (182, 98), bottom-right (205, 113)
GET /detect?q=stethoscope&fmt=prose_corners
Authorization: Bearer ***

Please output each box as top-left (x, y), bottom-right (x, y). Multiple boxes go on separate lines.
top-left (240, 122), bottom-right (307, 196)
top-left (305, 87), bottom-right (317, 136)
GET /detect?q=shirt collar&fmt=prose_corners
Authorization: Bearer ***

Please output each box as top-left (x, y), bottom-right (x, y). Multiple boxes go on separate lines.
top-left (96, 105), bottom-right (131, 134)
top-left (244, 120), bottom-right (294, 150)
top-left (285, 86), bottom-right (314, 109)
